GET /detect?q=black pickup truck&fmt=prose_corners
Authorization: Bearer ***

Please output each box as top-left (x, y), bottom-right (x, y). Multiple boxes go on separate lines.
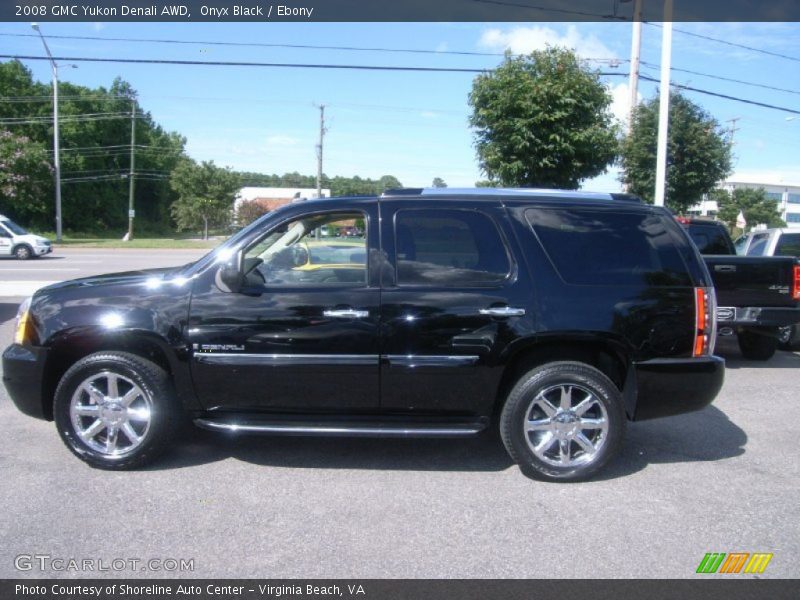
top-left (679, 218), bottom-right (800, 360)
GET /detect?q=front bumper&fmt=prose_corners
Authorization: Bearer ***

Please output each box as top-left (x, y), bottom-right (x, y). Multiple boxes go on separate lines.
top-left (34, 245), bottom-right (52, 256)
top-left (2, 343), bottom-right (50, 420)
top-left (632, 356), bottom-right (725, 421)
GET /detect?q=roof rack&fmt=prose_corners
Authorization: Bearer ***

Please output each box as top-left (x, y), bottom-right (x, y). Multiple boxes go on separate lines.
top-left (381, 187), bottom-right (642, 202)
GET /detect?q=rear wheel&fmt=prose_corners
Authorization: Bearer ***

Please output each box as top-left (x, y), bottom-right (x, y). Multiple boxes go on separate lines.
top-left (737, 329), bottom-right (778, 361)
top-left (778, 325), bottom-right (799, 351)
top-left (54, 352), bottom-right (179, 469)
top-left (500, 361), bottom-right (625, 482)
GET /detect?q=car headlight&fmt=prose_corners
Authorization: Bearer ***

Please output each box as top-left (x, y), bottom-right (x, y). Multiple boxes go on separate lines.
top-left (13, 297), bottom-right (33, 345)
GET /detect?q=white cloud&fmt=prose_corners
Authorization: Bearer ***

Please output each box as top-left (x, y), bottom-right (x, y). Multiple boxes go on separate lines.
top-left (609, 82), bottom-right (641, 129)
top-left (420, 111), bottom-right (438, 119)
top-left (478, 25), bottom-right (617, 60)
top-left (435, 42), bottom-right (449, 53)
top-left (265, 135), bottom-right (298, 147)
top-left (92, 22), bottom-right (106, 31)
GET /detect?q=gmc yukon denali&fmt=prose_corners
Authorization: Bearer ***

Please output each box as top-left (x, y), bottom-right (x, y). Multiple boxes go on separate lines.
top-left (3, 189), bottom-right (725, 481)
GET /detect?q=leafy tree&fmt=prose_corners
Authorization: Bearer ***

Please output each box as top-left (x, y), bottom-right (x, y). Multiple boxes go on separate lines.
top-left (170, 160), bottom-right (240, 239)
top-left (620, 91), bottom-right (732, 213)
top-left (236, 199), bottom-right (271, 226)
top-left (0, 62), bottom-right (185, 233)
top-left (432, 177), bottom-right (447, 188)
top-left (468, 47), bottom-right (618, 189)
top-left (714, 187), bottom-right (785, 231)
top-left (0, 130), bottom-right (53, 225)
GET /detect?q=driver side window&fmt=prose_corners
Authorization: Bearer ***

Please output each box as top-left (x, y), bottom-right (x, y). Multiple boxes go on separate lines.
top-left (244, 211), bottom-right (367, 287)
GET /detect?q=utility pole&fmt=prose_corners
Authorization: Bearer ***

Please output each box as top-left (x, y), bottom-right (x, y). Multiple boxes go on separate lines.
top-left (627, 0), bottom-right (643, 133)
top-left (654, 0), bottom-right (674, 207)
top-left (315, 104), bottom-right (326, 199)
top-left (31, 23), bottom-right (62, 241)
top-left (726, 117), bottom-right (740, 147)
top-left (126, 99), bottom-right (136, 240)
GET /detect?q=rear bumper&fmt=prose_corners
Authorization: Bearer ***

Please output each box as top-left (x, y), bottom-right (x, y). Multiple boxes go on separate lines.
top-left (717, 306), bottom-right (800, 327)
top-left (632, 356), bottom-right (725, 421)
top-left (2, 343), bottom-right (50, 420)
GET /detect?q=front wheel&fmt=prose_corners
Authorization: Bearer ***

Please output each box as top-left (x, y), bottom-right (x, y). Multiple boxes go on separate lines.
top-left (737, 329), bottom-right (778, 361)
top-left (13, 245), bottom-right (33, 260)
top-left (54, 352), bottom-right (179, 469)
top-left (500, 361), bottom-right (625, 482)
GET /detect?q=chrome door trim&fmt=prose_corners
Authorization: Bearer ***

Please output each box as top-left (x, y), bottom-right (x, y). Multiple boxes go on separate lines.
top-left (385, 355), bottom-right (480, 368)
top-left (194, 353), bottom-right (378, 366)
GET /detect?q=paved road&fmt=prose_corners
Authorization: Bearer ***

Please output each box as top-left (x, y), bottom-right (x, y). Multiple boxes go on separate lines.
top-left (0, 248), bottom-right (209, 297)
top-left (0, 298), bottom-right (797, 578)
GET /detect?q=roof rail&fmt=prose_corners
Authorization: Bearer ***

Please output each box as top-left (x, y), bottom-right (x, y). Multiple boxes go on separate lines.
top-left (382, 187), bottom-right (622, 201)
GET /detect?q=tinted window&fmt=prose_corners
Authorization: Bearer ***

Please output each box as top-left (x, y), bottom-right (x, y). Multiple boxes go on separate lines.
top-left (395, 209), bottom-right (510, 286)
top-left (687, 224), bottom-right (732, 254)
top-left (746, 233), bottom-right (769, 256)
top-left (775, 233), bottom-right (800, 257)
top-left (526, 208), bottom-right (691, 286)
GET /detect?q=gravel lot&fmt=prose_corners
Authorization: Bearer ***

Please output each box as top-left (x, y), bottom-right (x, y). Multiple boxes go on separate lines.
top-left (0, 250), bottom-right (798, 579)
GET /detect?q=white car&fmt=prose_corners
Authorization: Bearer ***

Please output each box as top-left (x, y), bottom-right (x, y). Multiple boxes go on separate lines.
top-left (0, 215), bottom-right (52, 259)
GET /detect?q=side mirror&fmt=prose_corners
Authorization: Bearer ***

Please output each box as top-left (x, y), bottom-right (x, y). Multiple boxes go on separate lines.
top-left (215, 251), bottom-right (244, 293)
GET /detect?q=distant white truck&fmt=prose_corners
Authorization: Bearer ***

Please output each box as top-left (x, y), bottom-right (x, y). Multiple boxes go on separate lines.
top-left (0, 214), bottom-right (52, 259)
top-left (733, 228), bottom-right (800, 350)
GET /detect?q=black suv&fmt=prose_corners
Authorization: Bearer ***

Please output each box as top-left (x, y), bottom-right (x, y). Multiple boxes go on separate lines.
top-left (3, 189), bottom-right (724, 481)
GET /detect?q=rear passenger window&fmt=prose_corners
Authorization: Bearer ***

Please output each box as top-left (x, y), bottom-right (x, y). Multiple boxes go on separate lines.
top-left (775, 234), bottom-right (800, 257)
top-left (395, 209), bottom-right (510, 286)
top-left (687, 225), bottom-right (731, 254)
top-left (525, 208), bottom-right (691, 286)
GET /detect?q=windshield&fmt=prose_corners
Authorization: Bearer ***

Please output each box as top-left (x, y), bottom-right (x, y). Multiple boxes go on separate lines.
top-left (2, 220), bottom-right (28, 235)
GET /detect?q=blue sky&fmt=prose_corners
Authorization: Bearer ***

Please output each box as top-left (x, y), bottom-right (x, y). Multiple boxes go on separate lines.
top-left (2, 21), bottom-right (799, 190)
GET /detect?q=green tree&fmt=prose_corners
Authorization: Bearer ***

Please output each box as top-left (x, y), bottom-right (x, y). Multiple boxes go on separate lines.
top-left (714, 187), bottom-right (785, 231)
top-left (468, 47), bottom-right (618, 189)
top-left (432, 177), bottom-right (447, 188)
top-left (0, 130), bottom-right (53, 225)
top-left (0, 62), bottom-right (186, 233)
top-left (170, 160), bottom-right (240, 239)
top-left (620, 91), bottom-right (732, 213)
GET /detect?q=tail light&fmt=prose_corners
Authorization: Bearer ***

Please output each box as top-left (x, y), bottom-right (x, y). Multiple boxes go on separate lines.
top-left (793, 265), bottom-right (800, 301)
top-left (693, 287), bottom-right (717, 357)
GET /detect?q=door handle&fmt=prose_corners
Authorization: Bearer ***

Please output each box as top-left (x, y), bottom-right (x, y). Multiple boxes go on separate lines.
top-left (323, 308), bottom-right (369, 319)
top-left (479, 306), bottom-right (526, 317)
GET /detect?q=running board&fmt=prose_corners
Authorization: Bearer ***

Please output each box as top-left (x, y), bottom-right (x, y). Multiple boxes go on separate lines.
top-left (194, 417), bottom-right (487, 438)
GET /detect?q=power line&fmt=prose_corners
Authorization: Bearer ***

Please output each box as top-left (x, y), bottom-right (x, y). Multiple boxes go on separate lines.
top-left (0, 30), bottom-right (621, 62)
top-left (640, 61), bottom-right (800, 97)
top-left (645, 22), bottom-right (800, 64)
top-left (638, 74), bottom-right (800, 116)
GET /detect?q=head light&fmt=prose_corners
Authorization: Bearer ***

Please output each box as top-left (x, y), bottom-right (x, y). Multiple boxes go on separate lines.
top-left (13, 297), bottom-right (33, 345)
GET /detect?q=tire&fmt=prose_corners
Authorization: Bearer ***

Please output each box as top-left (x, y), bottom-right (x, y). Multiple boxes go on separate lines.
top-left (13, 244), bottom-right (33, 260)
top-left (500, 361), bottom-right (625, 482)
top-left (53, 352), bottom-right (179, 469)
top-left (737, 329), bottom-right (778, 361)
top-left (778, 325), bottom-right (799, 351)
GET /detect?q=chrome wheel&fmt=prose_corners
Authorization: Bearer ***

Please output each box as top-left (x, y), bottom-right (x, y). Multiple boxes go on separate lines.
top-left (523, 383), bottom-right (609, 467)
top-left (69, 371), bottom-right (152, 458)
top-left (778, 326), bottom-right (792, 345)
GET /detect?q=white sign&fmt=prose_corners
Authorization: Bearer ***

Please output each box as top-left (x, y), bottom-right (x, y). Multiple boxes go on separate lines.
top-left (128, 209), bottom-right (135, 218)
